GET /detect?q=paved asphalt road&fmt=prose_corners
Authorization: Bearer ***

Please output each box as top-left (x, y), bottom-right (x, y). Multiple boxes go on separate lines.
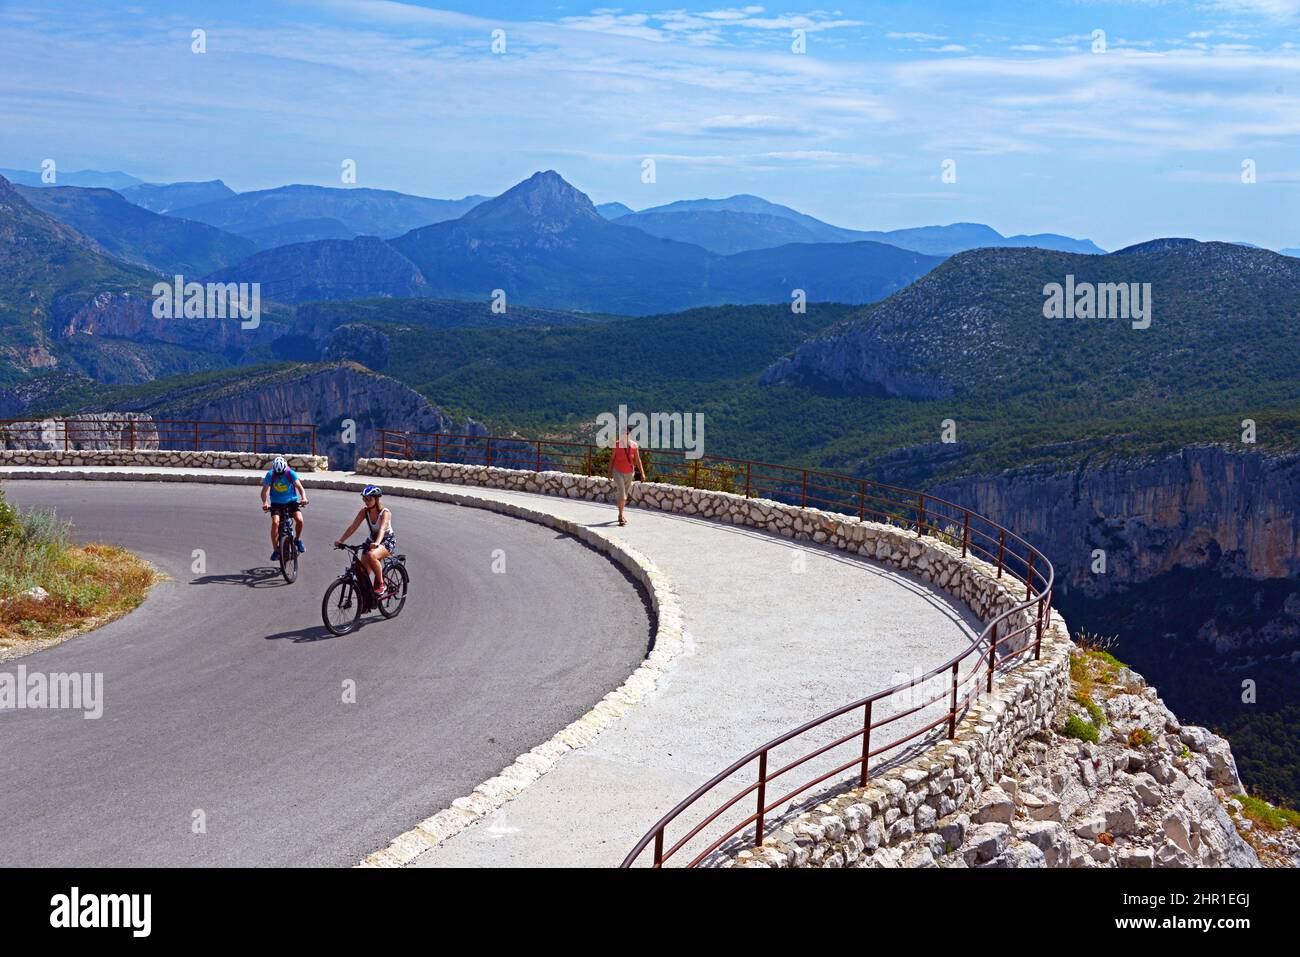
top-left (0, 481), bottom-right (651, 866)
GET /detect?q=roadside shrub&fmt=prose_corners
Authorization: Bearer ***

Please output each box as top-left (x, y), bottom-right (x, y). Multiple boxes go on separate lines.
top-left (1128, 728), bottom-right (1153, 748)
top-left (0, 485), bottom-right (19, 536)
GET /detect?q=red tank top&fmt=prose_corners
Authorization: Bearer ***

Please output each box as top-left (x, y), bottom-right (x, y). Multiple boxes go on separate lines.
top-left (612, 440), bottom-right (638, 474)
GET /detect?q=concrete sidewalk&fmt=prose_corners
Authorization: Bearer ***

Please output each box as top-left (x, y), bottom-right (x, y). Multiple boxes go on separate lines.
top-left (394, 479), bottom-right (981, 867)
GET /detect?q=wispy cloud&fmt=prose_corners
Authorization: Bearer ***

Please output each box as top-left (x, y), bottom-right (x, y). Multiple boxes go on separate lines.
top-left (0, 0), bottom-right (1296, 248)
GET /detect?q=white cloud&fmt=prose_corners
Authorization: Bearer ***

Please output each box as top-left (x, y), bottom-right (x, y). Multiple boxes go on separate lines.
top-left (1208, 0), bottom-right (1300, 19)
top-left (887, 32), bottom-right (949, 42)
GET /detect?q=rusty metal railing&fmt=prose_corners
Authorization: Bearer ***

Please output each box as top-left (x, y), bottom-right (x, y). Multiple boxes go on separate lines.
top-left (373, 429), bottom-right (1054, 867)
top-left (0, 418), bottom-right (318, 457)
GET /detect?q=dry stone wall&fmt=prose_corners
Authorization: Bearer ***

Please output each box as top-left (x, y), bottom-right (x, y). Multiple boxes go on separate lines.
top-left (0, 449), bottom-right (328, 472)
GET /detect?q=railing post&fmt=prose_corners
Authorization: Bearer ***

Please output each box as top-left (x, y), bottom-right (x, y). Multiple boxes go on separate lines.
top-left (486, 436), bottom-right (493, 468)
top-left (996, 529), bottom-right (1006, 578)
top-left (653, 830), bottom-right (664, 869)
top-left (1025, 552), bottom-right (1035, 600)
top-left (800, 470), bottom-right (807, 508)
top-left (405, 435), bottom-right (412, 461)
top-left (194, 421), bottom-right (200, 451)
top-left (128, 419), bottom-right (135, 451)
top-left (754, 751), bottom-right (767, 848)
top-left (961, 512), bottom-right (969, 558)
top-left (987, 621), bottom-right (998, 694)
top-left (585, 444), bottom-right (592, 476)
top-left (948, 662), bottom-right (959, 738)
top-left (859, 701), bottom-right (873, 787)
top-left (745, 462), bottom-right (752, 499)
top-left (433, 432), bottom-right (440, 463)
top-left (858, 481), bottom-right (865, 522)
top-left (692, 458), bottom-right (700, 489)
top-left (917, 494), bottom-right (926, 536)
top-left (311, 426), bottom-right (316, 458)
top-left (1035, 596), bottom-right (1045, 660)
top-left (535, 441), bottom-right (542, 472)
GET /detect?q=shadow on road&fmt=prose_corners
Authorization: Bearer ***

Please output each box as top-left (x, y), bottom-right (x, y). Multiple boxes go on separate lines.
top-left (191, 567), bottom-right (287, 588)
top-left (263, 621), bottom-right (370, 643)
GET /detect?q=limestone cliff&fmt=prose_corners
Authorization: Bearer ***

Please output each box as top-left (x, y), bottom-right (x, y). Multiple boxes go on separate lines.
top-left (102, 362), bottom-right (483, 469)
top-left (870, 648), bottom-right (1297, 868)
top-left (928, 447), bottom-right (1300, 596)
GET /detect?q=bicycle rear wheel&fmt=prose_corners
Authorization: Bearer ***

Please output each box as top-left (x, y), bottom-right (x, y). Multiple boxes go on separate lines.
top-left (378, 563), bottom-right (409, 619)
top-left (322, 578), bottom-right (360, 635)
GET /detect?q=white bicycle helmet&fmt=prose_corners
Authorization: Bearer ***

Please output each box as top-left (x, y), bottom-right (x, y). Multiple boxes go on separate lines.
top-left (272, 456), bottom-right (289, 473)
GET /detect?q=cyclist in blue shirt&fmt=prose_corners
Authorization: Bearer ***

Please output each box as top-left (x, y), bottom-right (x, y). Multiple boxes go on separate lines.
top-left (260, 456), bottom-right (310, 561)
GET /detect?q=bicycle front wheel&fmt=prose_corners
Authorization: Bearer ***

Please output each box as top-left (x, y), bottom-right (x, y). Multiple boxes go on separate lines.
top-left (322, 578), bottom-right (360, 635)
top-left (280, 538), bottom-right (298, 584)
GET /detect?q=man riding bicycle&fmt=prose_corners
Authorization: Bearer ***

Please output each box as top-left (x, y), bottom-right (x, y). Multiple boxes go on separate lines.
top-left (261, 456), bottom-right (310, 561)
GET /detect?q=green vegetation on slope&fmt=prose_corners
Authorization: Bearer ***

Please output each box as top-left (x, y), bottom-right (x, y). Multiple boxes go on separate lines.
top-left (286, 291), bottom-right (1300, 482)
top-left (0, 489), bottom-right (158, 648)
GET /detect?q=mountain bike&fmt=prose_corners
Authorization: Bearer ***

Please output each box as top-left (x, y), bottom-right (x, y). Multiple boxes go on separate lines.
top-left (321, 542), bottom-right (409, 636)
top-left (271, 502), bottom-right (306, 584)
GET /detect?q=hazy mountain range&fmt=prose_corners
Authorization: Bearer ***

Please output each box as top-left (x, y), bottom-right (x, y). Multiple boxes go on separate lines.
top-left (118, 180), bottom-right (236, 214)
top-left (171, 184), bottom-right (490, 244)
top-left (602, 194), bottom-right (1107, 256)
top-left (13, 184), bottom-right (255, 276)
top-left (199, 171), bottom-right (941, 313)
top-left (0, 167), bottom-right (144, 190)
top-left (4, 164), bottom-right (1117, 263)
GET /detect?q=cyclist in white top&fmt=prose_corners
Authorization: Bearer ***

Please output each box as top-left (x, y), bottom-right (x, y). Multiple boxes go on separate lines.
top-left (334, 485), bottom-right (396, 597)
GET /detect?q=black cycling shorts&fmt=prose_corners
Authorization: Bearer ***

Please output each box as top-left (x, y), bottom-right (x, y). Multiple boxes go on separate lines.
top-left (270, 502), bottom-right (302, 516)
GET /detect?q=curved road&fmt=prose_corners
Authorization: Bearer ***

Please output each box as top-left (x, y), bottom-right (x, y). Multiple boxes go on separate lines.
top-left (0, 481), bottom-right (651, 866)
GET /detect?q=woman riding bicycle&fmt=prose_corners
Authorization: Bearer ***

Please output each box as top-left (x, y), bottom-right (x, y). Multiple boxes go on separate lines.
top-left (334, 486), bottom-right (396, 597)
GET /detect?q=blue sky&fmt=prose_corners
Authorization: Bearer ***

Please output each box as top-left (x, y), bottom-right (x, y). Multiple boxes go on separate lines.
top-left (2, 0), bottom-right (1298, 250)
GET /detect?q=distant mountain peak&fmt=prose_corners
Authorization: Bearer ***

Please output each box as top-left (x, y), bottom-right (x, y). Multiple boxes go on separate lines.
top-left (1113, 238), bottom-right (1201, 256)
top-left (464, 170), bottom-right (601, 228)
